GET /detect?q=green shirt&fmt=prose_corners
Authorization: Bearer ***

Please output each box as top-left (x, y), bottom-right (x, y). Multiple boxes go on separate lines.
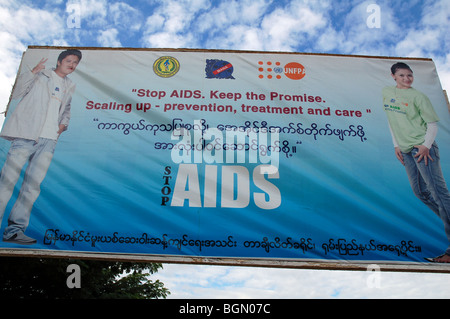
top-left (383, 86), bottom-right (440, 152)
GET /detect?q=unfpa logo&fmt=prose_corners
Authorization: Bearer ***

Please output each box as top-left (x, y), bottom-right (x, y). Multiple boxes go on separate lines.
top-left (284, 62), bottom-right (306, 80)
top-left (258, 61), bottom-right (306, 80)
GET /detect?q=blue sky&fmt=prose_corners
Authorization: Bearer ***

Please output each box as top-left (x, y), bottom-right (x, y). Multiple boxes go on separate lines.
top-left (1, 0), bottom-right (449, 94)
top-left (0, 0), bottom-right (449, 298)
top-left (1, 0), bottom-right (449, 111)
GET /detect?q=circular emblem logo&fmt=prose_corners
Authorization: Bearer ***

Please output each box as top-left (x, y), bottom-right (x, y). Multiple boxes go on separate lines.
top-left (153, 56), bottom-right (180, 78)
top-left (273, 66), bottom-right (283, 74)
top-left (284, 62), bottom-right (306, 80)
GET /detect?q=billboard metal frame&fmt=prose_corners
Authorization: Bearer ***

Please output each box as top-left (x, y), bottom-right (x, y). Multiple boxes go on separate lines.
top-left (0, 248), bottom-right (449, 273)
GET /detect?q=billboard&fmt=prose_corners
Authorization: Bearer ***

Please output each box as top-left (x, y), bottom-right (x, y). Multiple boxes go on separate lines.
top-left (0, 46), bottom-right (449, 270)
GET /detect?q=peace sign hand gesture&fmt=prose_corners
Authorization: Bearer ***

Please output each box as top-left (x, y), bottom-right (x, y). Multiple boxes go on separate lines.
top-left (31, 58), bottom-right (48, 74)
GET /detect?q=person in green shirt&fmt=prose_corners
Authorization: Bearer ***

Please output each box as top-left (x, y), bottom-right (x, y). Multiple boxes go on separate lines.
top-left (383, 62), bottom-right (450, 263)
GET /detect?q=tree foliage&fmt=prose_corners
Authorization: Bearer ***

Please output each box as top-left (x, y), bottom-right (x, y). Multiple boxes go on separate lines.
top-left (0, 256), bottom-right (170, 299)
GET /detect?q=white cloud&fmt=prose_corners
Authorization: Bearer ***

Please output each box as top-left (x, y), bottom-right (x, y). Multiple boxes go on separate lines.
top-left (142, 0), bottom-right (211, 48)
top-left (154, 263), bottom-right (450, 299)
top-left (197, 0), bottom-right (270, 32)
top-left (144, 32), bottom-right (194, 48)
top-left (0, 31), bottom-right (25, 78)
top-left (391, 0), bottom-right (450, 91)
top-left (195, 0), bottom-right (270, 50)
top-left (421, 0), bottom-right (450, 28)
top-left (97, 28), bottom-right (121, 47)
top-left (0, 1), bottom-right (66, 116)
top-left (109, 2), bottom-right (142, 32)
top-left (195, 0), bottom-right (330, 52)
top-left (77, 0), bottom-right (108, 28)
top-left (0, 3), bottom-right (65, 43)
top-left (315, 27), bottom-right (347, 52)
top-left (260, 3), bottom-right (327, 51)
top-left (434, 54), bottom-right (450, 94)
top-left (199, 24), bottom-right (263, 51)
top-left (395, 28), bottom-right (441, 58)
top-left (320, 1), bottom-right (400, 56)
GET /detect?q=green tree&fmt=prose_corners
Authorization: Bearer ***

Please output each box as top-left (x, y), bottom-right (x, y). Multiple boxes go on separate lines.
top-left (0, 256), bottom-right (170, 299)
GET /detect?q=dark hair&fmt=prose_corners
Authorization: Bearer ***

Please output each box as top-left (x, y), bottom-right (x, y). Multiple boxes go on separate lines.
top-left (391, 62), bottom-right (412, 75)
top-left (57, 49), bottom-right (82, 65)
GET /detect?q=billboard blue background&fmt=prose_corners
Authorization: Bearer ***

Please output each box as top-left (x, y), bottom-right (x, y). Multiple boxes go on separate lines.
top-left (0, 47), bottom-right (449, 264)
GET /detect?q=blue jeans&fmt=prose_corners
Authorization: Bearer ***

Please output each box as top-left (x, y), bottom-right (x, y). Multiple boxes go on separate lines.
top-left (402, 142), bottom-right (450, 255)
top-left (0, 138), bottom-right (56, 239)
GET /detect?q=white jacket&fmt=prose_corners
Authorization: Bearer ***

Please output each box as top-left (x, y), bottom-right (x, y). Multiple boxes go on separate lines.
top-left (1, 68), bottom-right (76, 141)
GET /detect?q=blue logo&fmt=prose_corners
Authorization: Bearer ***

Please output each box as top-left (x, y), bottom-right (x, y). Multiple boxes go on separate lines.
top-left (205, 59), bottom-right (235, 79)
top-left (273, 66), bottom-right (283, 74)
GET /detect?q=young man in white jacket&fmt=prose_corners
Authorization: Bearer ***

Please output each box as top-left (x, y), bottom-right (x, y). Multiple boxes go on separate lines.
top-left (0, 49), bottom-right (81, 244)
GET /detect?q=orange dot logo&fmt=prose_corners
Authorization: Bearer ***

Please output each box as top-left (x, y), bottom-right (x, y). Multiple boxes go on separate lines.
top-left (284, 62), bottom-right (306, 80)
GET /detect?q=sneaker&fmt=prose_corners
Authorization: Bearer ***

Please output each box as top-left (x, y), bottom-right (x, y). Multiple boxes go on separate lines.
top-left (3, 232), bottom-right (37, 245)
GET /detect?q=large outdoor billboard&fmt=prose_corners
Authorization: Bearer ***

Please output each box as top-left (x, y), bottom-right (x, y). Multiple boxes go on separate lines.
top-left (0, 46), bottom-right (449, 270)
